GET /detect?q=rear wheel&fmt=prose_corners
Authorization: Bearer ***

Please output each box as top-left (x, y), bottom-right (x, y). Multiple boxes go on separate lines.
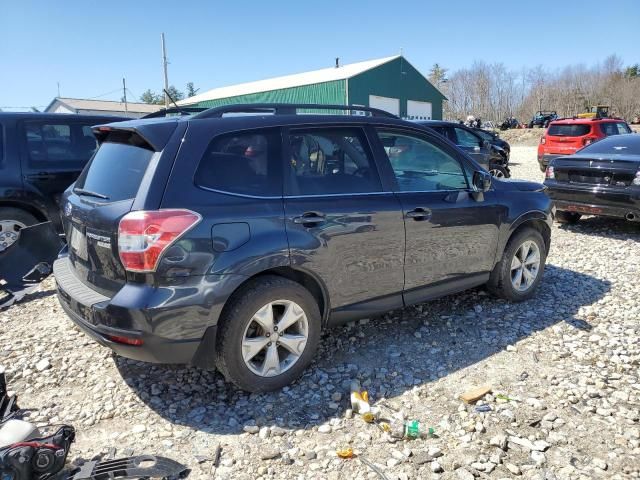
top-left (489, 166), bottom-right (509, 179)
top-left (214, 275), bottom-right (321, 392)
top-left (555, 211), bottom-right (581, 224)
top-left (488, 227), bottom-right (546, 302)
top-left (0, 208), bottom-right (39, 253)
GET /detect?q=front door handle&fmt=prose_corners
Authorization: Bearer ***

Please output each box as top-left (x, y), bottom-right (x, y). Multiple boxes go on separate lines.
top-left (293, 212), bottom-right (326, 226)
top-left (406, 208), bottom-right (432, 221)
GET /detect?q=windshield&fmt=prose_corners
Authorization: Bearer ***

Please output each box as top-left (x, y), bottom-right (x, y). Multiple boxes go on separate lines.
top-left (579, 134), bottom-right (640, 155)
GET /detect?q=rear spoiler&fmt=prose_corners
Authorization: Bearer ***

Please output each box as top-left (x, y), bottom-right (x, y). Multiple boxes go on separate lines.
top-left (92, 119), bottom-right (179, 152)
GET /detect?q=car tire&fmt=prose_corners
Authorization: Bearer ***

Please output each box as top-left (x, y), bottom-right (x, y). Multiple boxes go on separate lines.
top-left (214, 275), bottom-right (322, 392)
top-left (489, 166), bottom-right (509, 179)
top-left (555, 211), bottom-right (581, 224)
top-left (0, 207), bottom-right (39, 252)
top-left (487, 227), bottom-right (546, 302)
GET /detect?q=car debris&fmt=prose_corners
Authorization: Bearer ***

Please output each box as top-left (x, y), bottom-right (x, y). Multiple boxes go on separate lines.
top-left (66, 455), bottom-right (191, 480)
top-left (0, 368), bottom-right (19, 424)
top-left (0, 222), bottom-right (63, 309)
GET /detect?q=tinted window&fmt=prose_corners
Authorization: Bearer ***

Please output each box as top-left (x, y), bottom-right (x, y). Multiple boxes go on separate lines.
top-left (377, 130), bottom-right (468, 191)
top-left (24, 122), bottom-right (98, 167)
top-left (599, 122), bottom-right (632, 136)
top-left (75, 141), bottom-right (154, 202)
top-left (0, 126), bottom-right (3, 165)
top-left (548, 124), bottom-right (591, 137)
top-left (454, 127), bottom-right (481, 147)
top-left (580, 135), bottom-right (640, 155)
top-left (195, 130), bottom-right (281, 196)
top-left (287, 128), bottom-right (381, 195)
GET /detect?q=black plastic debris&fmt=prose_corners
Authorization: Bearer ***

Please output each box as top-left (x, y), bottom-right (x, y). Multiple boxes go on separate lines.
top-left (0, 368), bottom-right (19, 424)
top-left (0, 222), bottom-right (63, 309)
top-left (67, 455), bottom-right (191, 480)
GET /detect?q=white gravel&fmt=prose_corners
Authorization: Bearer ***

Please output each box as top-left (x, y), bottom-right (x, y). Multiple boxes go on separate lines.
top-left (1, 145), bottom-right (639, 479)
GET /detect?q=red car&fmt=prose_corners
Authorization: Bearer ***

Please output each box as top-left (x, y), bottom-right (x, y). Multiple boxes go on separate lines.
top-left (537, 117), bottom-right (632, 171)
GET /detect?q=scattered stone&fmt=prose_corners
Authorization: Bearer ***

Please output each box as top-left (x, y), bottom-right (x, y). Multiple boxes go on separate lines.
top-left (460, 385), bottom-right (492, 404)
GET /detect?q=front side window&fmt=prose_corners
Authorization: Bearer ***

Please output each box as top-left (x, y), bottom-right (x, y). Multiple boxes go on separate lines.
top-left (377, 130), bottom-right (468, 192)
top-left (195, 130), bottom-right (281, 197)
top-left (287, 128), bottom-right (381, 195)
top-left (453, 127), bottom-right (481, 148)
top-left (24, 122), bottom-right (98, 166)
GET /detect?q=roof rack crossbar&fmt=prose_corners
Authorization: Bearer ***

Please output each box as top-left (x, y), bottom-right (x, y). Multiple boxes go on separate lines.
top-left (192, 103), bottom-right (398, 119)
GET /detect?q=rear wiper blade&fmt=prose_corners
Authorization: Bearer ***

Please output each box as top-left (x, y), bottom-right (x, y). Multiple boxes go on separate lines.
top-left (73, 188), bottom-right (109, 200)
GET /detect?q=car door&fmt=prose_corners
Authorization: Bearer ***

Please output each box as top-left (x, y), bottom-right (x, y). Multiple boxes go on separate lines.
top-left (451, 126), bottom-right (490, 169)
top-left (372, 127), bottom-right (504, 305)
top-left (283, 125), bottom-right (405, 321)
top-left (20, 120), bottom-right (99, 209)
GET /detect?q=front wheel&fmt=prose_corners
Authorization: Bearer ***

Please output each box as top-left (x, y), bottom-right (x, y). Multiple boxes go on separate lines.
top-left (488, 228), bottom-right (546, 302)
top-left (555, 211), bottom-right (581, 224)
top-left (214, 275), bottom-right (321, 392)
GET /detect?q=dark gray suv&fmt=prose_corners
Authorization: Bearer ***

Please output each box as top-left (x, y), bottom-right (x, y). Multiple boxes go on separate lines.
top-left (54, 104), bottom-right (552, 392)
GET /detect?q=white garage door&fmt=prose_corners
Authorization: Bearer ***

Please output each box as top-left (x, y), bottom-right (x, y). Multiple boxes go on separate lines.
top-left (369, 95), bottom-right (400, 116)
top-left (407, 100), bottom-right (432, 120)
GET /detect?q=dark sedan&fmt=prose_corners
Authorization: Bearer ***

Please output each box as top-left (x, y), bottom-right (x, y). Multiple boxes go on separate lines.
top-left (544, 134), bottom-right (640, 223)
top-left (472, 127), bottom-right (511, 160)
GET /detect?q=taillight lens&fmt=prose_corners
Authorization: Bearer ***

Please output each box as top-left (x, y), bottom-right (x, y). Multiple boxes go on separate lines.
top-left (633, 171), bottom-right (640, 186)
top-left (540, 137), bottom-right (546, 144)
top-left (118, 209), bottom-right (201, 272)
top-left (545, 166), bottom-right (555, 179)
top-left (582, 137), bottom-right (595, 146)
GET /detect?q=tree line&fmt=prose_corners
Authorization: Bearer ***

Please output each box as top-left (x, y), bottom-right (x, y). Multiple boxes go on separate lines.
top-left (428, 56), bottom-right (640, 123)
top-left (138, 82), bottom-right (198, 105)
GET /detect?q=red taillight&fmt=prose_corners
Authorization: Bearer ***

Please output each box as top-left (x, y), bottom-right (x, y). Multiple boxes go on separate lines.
top-left (540, 136), bottom-right (546, 144)
top-left (118, 209), bottom-right (201, 272)
top-left (545, 166), bottom-right (555, 179)
top-left (107, 334), bottom-right (144, 346)
top-left (582, 137), bottom-right (594, 146)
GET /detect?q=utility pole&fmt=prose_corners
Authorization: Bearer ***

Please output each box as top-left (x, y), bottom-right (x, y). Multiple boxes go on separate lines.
top-left (57, 82), bottom-right (60, 98)
top-left (161, 33), bottom-right (169, 109)
top-left (122, 78), bottom-right (128, 115)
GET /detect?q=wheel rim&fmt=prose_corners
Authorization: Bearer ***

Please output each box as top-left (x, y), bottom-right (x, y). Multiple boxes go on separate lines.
top-left (510, 240), bottom-right (541, 292)
top-left (0, 220), bottom-right (27, 252)
top-left (490, 168), bottom-right (505, 178)
top-left (241, 300), bottom-right (309, 378)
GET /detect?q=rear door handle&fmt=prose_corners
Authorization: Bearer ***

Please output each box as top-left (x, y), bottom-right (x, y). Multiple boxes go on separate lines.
top-left (406, 208), bottom-right (432, 221)
top-left (293, 212), bottom-right (326, 225)
top-left (26, 173), bottom-right (56, 180)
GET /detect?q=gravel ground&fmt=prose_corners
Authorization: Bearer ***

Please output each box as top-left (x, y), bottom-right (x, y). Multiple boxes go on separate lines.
top-left (1, 145), bottom-right (639, 479)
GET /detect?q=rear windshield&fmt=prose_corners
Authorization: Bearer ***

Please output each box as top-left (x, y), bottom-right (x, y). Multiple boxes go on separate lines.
top-left (548, 124), bottom-right (591, 137)
top-left (580, 135), bottom-right (640, 155)
top-left (75, 140), bottom-right (154, 202)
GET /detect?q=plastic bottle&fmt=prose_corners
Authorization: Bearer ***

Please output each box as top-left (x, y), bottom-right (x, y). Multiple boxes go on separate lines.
top-left (388, 419), bottom-right (436, 440)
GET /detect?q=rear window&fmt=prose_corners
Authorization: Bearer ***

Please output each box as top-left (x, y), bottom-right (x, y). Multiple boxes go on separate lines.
top-left (75, 139), bottom-right (154, 202)
top-left (548, 124), bottom-right (591, 137)
top-left (580, 135), bottom-right (640, 155)
top-left (195, 130), bottom-right (281, 197)
top-left (599, 122), bottom-right (632, 136)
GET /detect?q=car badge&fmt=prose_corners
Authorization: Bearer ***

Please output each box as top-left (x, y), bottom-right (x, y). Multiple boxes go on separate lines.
top-left (64, 202), bottom-right (72, 217)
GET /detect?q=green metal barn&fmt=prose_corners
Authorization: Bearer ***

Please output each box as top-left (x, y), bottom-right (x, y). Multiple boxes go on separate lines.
top-left (179, 55), bottom-right (446, 120)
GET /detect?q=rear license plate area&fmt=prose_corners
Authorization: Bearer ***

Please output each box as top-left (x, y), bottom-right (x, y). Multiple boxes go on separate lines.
top-left (70, 225), bottom-right (88, 260)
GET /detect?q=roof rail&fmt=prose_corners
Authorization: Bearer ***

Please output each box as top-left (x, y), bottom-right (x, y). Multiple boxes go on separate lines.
top-left (142, 106), bottom-right (208, 119)
top-left (192, 103), bottom-right (398, 119)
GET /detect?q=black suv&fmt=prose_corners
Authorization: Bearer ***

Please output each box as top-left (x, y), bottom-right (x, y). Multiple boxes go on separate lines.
top-left (529, 111), bottom-right (558, 129)
top-left (0, 112), bottom-right (126, 251)
top-left (54, 104), bottom-right (552, 392)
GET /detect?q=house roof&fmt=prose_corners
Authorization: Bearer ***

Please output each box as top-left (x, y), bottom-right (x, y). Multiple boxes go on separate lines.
top-left (47, 97), bottom-right (160, 114)
top-left (179, 55), bottom-right (402, 105)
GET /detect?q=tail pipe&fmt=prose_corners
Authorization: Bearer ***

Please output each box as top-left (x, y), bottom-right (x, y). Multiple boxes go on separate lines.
top-left (625, 212), bottom-right (638, 222)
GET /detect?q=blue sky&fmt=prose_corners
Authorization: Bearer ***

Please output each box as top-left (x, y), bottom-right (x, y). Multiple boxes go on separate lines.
top-left (1, 0), bottom-right (638, 110)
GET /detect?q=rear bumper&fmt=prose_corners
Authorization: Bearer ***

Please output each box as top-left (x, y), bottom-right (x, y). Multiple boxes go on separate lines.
top-left (545, 182), bottom-right (640, 219)
top-left (53, 256), bottom-right (234, 366)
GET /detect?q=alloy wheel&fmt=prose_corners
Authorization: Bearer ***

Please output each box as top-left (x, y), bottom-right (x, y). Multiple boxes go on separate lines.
top-left (241, 300), bottom-right (309, 378)
top-left (0, 220), bottom-right (27, 252)
top-left (490, 168), bottom-right (505, 178)
top-left (510, 240), bottom-right (541, 292)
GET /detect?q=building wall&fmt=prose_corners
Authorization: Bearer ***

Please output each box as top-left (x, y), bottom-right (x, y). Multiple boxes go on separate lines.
top-left (190, 80), bottom-right (346, 108)
top-left (348, 57), bottom-right (444, 120)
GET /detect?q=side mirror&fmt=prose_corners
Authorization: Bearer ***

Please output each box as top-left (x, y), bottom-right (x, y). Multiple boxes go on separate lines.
top-left (472, 170), bottom-right (492, 192)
